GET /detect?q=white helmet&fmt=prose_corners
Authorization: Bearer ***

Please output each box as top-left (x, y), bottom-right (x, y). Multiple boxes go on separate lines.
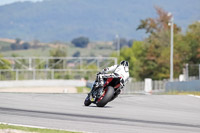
top-left (120, 60), bottom-right (129, 72)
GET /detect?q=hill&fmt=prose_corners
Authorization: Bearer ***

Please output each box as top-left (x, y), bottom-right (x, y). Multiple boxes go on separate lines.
top-left (0, 39), bottom-right (115, 57)
top-left (0, 0), bottom-right (199, 42)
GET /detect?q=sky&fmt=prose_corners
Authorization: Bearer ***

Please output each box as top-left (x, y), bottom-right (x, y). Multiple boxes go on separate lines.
top-left (0, 0), bottom-right (43, 6)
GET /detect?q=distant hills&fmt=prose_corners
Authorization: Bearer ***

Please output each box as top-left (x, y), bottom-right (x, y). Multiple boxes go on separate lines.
top-left (0, 0), bottom-right (199, 42)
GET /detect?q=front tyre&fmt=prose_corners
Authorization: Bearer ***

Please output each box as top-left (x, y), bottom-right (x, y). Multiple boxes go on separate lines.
top-left (96, 86), bottom-right (114, 107)
top-left (84, 94), bottom-right (91, 106)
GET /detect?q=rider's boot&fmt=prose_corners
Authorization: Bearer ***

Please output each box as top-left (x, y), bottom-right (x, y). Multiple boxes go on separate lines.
top-left (90, 82), bottom-right (99, 97)
top-left (97, 82), bottom-right (104, 96)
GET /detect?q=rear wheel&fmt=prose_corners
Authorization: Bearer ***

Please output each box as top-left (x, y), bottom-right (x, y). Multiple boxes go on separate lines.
top-left (96, 86), bottom-right (114, 107)
top-left (84, 94), bottom-right (91, 106)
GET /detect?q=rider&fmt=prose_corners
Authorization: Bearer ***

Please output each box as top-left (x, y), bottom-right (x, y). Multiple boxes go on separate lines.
top-left (91, 60), bottom-right (130, 98)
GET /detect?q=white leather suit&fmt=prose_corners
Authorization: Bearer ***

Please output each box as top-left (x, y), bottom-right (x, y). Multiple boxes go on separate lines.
top-left (93, 61), bottom-right (130, 89)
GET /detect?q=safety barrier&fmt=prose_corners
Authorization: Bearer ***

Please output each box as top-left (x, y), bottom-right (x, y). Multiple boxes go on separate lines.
top-left (0, 80), bottom-right (86, 88)
top-left (166, 80), bottom-right (200, 92)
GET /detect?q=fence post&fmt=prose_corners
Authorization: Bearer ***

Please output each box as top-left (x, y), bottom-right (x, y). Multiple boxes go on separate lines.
top-left (63, 59), bottom-right (65, 69)
top-left (46, 59), bottom-right (49, 69)
top-left (33, 70), bottom-right (36, 80)
top-left (45, 69), bottom-right (48, 79)
top-left (80, 59), bottom-right (83, 70)
top-left (199, 64), bottom-right (200, 80)
top-left (185, 64), bottom-right (189, 81)
top-left (29, 57), bottom-right (32, 70)
top-left (16, 70), bottom-right (18, 80)
top-left (154, 80), bottom-right (157, 90)
top-left (51, 69), bottom-right (54, 79)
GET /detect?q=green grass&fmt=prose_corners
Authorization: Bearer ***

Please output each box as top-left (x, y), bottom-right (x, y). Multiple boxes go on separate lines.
top-left (1, 46), bottom-right (114, 57)
top-left (1, 47), bottom-right (51, 57)
top-left (0, 41), bottom-right (10, 46)
top-left (0, 124), bottom-right (79, 133)
top-left (1, 41), bottom-right (116, 57)
top-left (76, 86), bottom-right (91, 93)
top-left (67, 46), bottom-right (114, 57)
top-left (162, 91), bottom-right (200, 96)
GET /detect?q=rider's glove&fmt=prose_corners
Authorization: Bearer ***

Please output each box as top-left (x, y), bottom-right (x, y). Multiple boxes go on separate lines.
top-left (97, 72), bottom-right (102, 75)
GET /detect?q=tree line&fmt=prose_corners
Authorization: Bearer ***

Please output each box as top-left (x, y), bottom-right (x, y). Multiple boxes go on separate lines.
top-left (117, 7), bottom-right (200, 81)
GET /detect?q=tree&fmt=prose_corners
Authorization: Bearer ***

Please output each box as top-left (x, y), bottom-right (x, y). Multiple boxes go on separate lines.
top-left (71, 36), bottom-right (89, 48)
top-left (134, 6), bottom-right (183, 80)
top-left (49, 47), bottom-right (67, 57)
top-left (10, 38), bottom-right (22, 50)
top-left (10, 43), bottom-right (18, 50)
top-left (128, 39), bottom-right (134, 47)
top-left (137, 6), bottom-right (181, 34)
top-left (15, 38), bottom-right (21, 44)
top-left (73, 51), bottom-right (81, 57)
top-left (122, 41), bottom-right (146, 80)
top-left (184, 22), bottom-right (200, 64)
top-left (115, 7), bottom-right (187, 80)
top-left (108, 6), bottom-right (200, 81)
top-left (114, 6), bottom-right (199, 81)
top-left (111, 41), bottom-right (146, 80)
top-left (119, 38), bottom-right (128, 48)
top-left (49, 47), bottom-right (67, 69)
top-left (22, 42), bottom-right (31, 50)
top-left (113, 38), bottom-right (134, 49)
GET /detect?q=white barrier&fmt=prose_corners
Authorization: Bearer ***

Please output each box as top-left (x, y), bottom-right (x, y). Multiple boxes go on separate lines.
top-left (0, 80), bottom-right (86, 88)
top-left (144, 78), bottom-right (152, 93)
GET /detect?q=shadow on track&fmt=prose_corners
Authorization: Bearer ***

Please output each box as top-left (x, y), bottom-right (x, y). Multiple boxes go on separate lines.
top-left (82, 105), bottom-right (113, 108)
top-left (0, 107), bottom-right (200, 129)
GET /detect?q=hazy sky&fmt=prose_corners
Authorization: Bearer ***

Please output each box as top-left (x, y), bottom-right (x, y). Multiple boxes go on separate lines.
top-left (0, 0), bottom-right (43, 6)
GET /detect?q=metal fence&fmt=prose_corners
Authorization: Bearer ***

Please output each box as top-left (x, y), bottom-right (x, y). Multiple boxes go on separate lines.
top-left (166, 80), bottom-right (200, 92)
top-left (0, 69), bottom-right (100, 80)
top-left (123, 80), bottom-right (167, 94)
top-left (0, 57), bottom-right (117, 80)
top-left (87, 80), bottom-right (167, 94)
top-left (0, 57), bottom-right (117, 70)
top-left (183, 64), bottom-right (200, 81)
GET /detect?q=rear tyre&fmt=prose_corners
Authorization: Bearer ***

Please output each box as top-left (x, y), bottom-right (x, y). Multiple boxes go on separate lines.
top-left (110, 89), bottom-right (121, 102)
top-left (84, 94), bottom-right (91, 106)
top-left (96, 86), bottom-right (114, 107)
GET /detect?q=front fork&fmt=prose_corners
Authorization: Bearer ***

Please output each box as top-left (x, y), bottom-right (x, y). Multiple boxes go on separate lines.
top-left (90, 86), bottom-right (104, 103)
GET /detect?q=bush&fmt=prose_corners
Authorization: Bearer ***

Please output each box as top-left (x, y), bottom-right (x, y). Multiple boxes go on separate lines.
top-left (22, 42), bottom-right (31, 50)
top-left (71, 36), bottom-right (89, 48)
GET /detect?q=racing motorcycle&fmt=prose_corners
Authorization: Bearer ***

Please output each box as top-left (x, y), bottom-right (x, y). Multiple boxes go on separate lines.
top-left (84, 76), bottom-right (122, 107)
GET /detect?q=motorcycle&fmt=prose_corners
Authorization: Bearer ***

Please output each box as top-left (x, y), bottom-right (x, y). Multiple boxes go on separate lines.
top-left (84, 76), bottom-right (122, 107)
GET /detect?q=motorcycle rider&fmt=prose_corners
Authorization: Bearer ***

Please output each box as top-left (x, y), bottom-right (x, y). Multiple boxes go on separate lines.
top-left (91, 60), bottom-right (130, 99)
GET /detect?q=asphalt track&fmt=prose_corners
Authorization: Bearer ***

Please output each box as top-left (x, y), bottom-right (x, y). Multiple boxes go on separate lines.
top-left (0, 93), bottom-right (200, 133)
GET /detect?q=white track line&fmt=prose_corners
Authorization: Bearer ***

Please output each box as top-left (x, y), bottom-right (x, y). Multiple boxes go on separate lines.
top-left (0, 122), bottom-right (90, 133)
top-left (188, 95), bottom-right (200, 99)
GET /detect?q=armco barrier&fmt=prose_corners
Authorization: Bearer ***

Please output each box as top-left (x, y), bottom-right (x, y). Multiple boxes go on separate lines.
top-left (0, 80), bottom-right (86, 88)
top-left (86, 80), bottom-right (166, 94)
top-left (165, 80), bottom-right (200, 92)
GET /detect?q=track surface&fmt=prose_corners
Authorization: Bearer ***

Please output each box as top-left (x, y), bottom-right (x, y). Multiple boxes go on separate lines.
top-left (0, 93), bottom-right (200, 133)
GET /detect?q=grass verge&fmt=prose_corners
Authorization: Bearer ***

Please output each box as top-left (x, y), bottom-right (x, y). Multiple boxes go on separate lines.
top-left (0, 124), bottom-right (79, 133)
top-left (162, 91), bottom-right (200, 96)
top-left (76, 87), bottom-right (91, 93)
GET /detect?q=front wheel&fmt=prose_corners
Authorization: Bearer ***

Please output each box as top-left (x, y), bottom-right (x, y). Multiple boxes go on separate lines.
top-left (84, 94), bottom-right (91, 106)
top-left (96, 86), bottom-right (114, 107)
